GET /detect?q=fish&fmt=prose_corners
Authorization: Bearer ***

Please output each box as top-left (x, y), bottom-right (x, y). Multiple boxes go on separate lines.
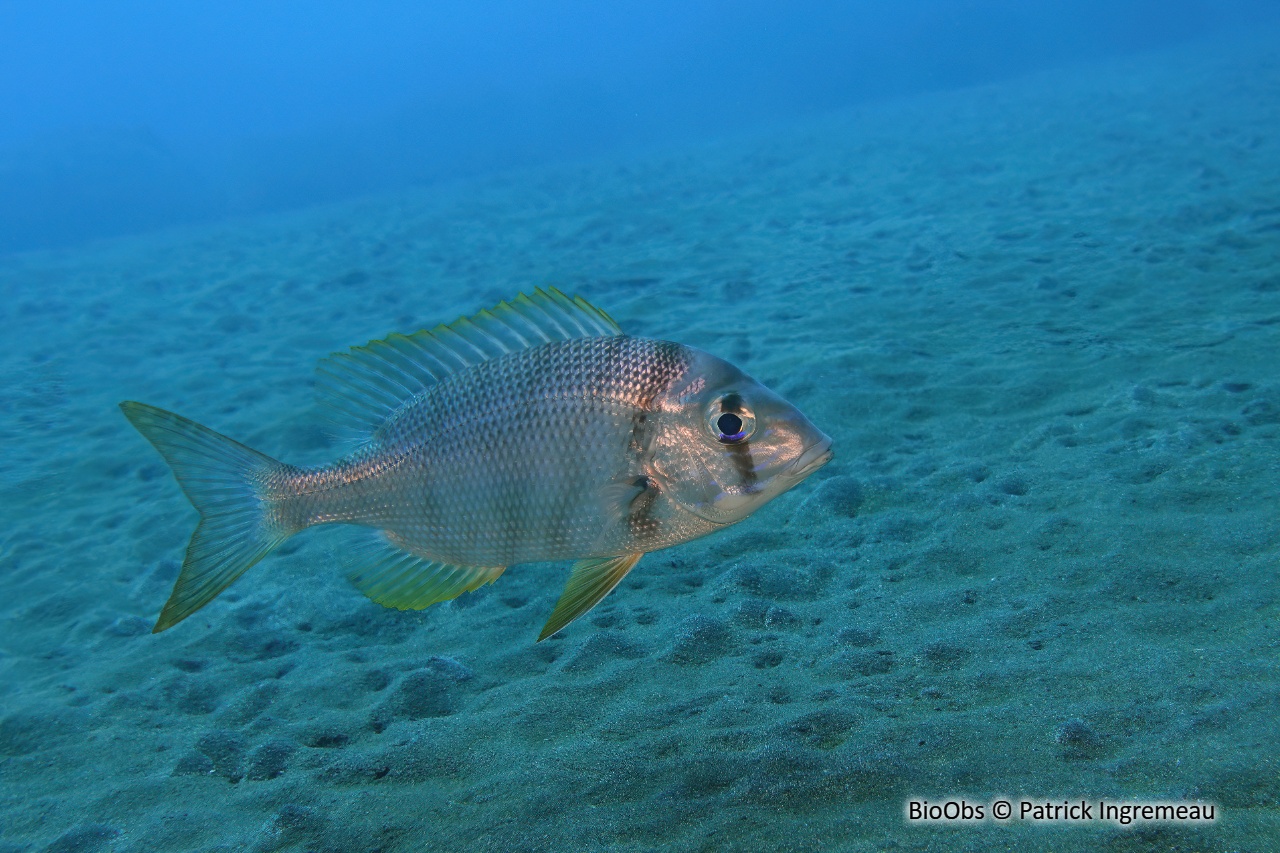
top-left (121, 288), bottom-right (833, 640)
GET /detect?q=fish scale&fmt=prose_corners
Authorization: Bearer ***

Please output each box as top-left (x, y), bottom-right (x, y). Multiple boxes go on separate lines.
top-left (343, 337), bottom-right (690, 562)
top-left (120, 287), bottom-right (832, 639)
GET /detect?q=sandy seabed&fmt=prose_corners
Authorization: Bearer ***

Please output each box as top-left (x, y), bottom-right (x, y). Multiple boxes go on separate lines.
top-left (1, 29), bottom-right (1278, 853)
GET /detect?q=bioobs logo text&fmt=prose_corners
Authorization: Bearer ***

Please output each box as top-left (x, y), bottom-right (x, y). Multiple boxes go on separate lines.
top-left (906, 800), bottom-right (987, 822)
top-left (905, 797), bottom-right (1218, 826)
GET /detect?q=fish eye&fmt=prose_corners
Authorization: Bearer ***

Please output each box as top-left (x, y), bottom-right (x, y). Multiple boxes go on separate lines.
top-left (717, 413), bottom-right (745, 441)
top-left (708, 397), bottom-right (755, 444)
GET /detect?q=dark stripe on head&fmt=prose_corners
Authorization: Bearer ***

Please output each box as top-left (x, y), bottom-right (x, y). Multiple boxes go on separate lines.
top-left (628, 412), bottom-right (648, 456)
top-left (625, 475), bottom-right (659, 537)
top-left (625, 408), bottom-right (661, 539)
top-left (720, 393), bottom-right (745, 414)
top-left (716, 393), bottom-right (757, 489)
top-left (725, 440), bottom-right (757, 490)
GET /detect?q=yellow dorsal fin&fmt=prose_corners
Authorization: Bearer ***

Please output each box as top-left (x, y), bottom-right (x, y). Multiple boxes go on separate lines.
top-left (539, 553), bottom-right (644, 641)
top-left (315, 287), bottom-right (622, 442)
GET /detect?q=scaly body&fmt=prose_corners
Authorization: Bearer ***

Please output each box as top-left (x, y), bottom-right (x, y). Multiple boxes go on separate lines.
top-left (278, 336), bottom-right (703, 565)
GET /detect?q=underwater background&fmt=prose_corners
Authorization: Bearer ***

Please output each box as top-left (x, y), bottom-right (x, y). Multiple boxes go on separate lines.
top-left (2, 2), bottom-right (1279, 851)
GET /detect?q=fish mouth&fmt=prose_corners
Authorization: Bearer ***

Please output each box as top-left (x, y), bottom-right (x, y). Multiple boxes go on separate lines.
top-left (789, 437), bottom-right (834, 479)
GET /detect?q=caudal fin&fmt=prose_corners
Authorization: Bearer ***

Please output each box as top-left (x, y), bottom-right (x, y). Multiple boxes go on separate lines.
top-left (120, 401), bottom-right (297, 632)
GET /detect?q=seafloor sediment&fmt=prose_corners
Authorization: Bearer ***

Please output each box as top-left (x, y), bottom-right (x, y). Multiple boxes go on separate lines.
top-left (0, 29), bottom-right (1277, 853)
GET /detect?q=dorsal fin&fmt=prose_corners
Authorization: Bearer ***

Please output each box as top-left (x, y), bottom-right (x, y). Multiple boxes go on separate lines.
top-left (316, 287), bottom-right (622, 441)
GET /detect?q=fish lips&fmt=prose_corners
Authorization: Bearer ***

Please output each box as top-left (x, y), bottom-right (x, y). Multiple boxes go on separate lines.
top-left (788, 436), bottom-right (834, 480)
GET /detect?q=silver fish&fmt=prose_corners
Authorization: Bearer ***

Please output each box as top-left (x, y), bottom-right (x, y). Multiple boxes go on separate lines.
top-left (122, 288), bottom-right (832, 639)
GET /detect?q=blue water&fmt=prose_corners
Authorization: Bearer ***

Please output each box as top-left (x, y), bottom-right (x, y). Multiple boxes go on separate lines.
top-left (2, 0), bottom-right (1277, 254)
top-left (2, 4), bottom-right (1279, 851)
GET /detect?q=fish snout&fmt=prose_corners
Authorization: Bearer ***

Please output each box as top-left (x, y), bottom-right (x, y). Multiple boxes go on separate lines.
top-left (789, 436), bottom-right (834, 479)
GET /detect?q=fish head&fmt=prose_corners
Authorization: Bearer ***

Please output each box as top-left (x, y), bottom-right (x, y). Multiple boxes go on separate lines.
top-left (650, 347), bottom-right (833, 526)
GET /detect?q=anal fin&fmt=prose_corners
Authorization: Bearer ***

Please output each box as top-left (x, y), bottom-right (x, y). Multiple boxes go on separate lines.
top-left (349, 535), bottom-right (505, 610)
top-left (539, 553), bottom-right (643, 641)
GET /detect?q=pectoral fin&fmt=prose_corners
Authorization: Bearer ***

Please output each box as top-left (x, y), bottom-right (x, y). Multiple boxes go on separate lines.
top-left (538, 553), bottom-right (644, 641)
top-left (599, 477), bottom-right (650, 519)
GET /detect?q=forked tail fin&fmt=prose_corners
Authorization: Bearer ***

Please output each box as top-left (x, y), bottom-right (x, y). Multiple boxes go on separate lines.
top-left (120, 401), bottom-right (297, 632)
